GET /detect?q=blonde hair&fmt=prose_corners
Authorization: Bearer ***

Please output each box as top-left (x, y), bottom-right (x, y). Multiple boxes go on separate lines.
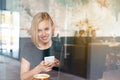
top-left (30, 12), bottom-right (54, 47)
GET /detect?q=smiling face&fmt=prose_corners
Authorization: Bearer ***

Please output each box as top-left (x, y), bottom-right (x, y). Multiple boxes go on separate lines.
top-left (30, 12), bottom-right (54, 49)
top-left (37, 20), bottom-right (52, 45)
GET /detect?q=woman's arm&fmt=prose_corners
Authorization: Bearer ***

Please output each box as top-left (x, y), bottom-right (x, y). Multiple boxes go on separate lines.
top-left (20, 58), bottom-right (42, 80)
top-left (20, 58), bottom-right (55, 80)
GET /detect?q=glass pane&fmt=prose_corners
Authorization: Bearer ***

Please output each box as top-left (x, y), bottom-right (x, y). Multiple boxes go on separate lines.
top-left (1, 0), bottom-right (120, 80)
top-left (0, 0), bottom-right (20, 80)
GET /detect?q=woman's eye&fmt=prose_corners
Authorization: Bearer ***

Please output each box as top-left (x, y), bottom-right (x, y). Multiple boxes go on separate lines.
top-left (45, 27), bottom-right (49, 30)
top-left (38, 29), bottom-right (41, 32)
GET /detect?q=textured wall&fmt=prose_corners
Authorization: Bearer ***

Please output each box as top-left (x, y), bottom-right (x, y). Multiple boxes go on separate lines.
top-left (5, 0), bottom-right (120, 37)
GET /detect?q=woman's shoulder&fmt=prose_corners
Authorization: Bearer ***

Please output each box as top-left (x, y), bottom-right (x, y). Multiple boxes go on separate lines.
top-left (20, 38), bottom-right (39, 54)
top-left (23, 39), bottom-right (35, 48)
top-left (20, 38), bottom-right (41, 62)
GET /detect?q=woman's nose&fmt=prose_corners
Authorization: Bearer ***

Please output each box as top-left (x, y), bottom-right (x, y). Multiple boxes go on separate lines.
top-left (42, 31), bottom-right (46, 36)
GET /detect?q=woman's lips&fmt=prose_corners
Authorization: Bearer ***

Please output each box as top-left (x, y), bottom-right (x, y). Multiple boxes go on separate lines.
top-left (42, 36), bottom-right (48, 40)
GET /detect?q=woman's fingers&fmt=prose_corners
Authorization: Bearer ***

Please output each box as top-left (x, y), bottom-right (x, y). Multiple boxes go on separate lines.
top-left (40, 60), bottom-right (59, 72)
top-left (54, 59), bottom-right (60, 66)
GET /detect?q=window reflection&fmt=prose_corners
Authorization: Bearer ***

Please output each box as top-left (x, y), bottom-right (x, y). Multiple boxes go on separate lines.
top-left (0, 10), bottom-right (20, 59)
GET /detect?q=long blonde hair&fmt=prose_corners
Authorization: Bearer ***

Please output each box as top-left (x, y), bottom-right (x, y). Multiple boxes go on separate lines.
top-left (30, 12), bottom-right (54, 47)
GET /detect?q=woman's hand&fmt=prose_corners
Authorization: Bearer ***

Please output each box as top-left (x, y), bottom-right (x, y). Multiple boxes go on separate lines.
top-left (54, 58), bottom-right (60, 67)
top-left (39, 58), bottom-right (60, 72)
top-left (39, 61), bottom-right (54, 72)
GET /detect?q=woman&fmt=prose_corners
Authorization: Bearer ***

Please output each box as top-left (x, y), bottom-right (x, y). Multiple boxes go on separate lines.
top-left (20, 12), bottom-right (60, 80)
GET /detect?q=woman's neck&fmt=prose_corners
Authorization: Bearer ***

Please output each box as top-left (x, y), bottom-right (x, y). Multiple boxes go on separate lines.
top-left (37, 40), bottom-right (52, 50)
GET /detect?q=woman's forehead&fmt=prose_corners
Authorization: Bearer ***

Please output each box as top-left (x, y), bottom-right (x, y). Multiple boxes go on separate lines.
top-left (38, 20), bottom-right (51, 29)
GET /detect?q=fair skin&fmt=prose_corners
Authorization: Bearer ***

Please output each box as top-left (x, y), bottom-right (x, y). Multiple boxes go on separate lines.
top-left (20, 20), bottom-right (59, 80)
top-left (37, 20), bottom-right (52, 50)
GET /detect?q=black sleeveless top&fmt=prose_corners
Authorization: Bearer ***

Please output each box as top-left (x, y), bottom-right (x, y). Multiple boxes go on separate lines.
top-left (20, 39), bottom-right (62, 70)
